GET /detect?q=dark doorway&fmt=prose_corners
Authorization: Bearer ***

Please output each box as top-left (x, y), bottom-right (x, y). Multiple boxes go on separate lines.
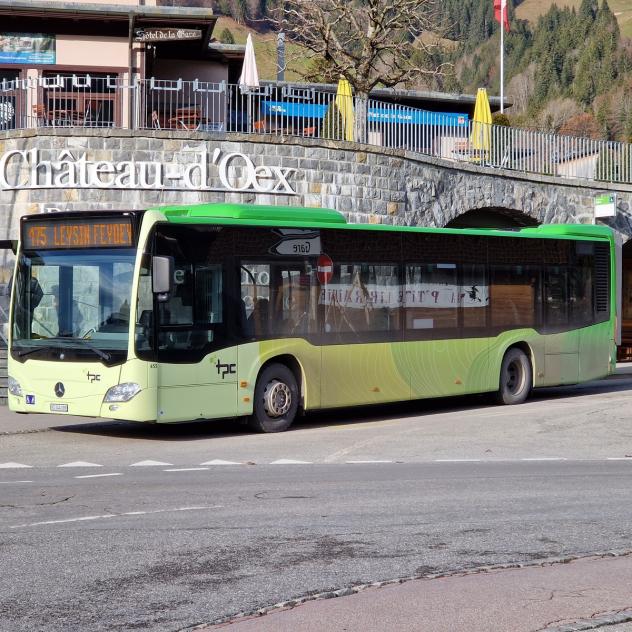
top-left (619, 240), bottom-right (632, 362)
top-left (446, 208), bottom-right (540, 229)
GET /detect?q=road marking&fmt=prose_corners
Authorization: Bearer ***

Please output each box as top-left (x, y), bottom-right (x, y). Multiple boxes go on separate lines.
top-left (0, 462), bottom-right (32, 469)
top-left (346, 460), bottom-right (393, 464)
top-left (164, 467), bottom-right (209, 472)
top-left (58, 461), bottom-right (102, 468)
top-left (606, 457), bottom-right (632, 461)
top-left (0, 480), bottom-right (32, 483)
top-left (435, 459), bottom-right (482, 462)
top-left (130, 460), bottom-right (173, 467)
top-left (75, 473), bottom-right (123, 479)
top-left (200, 459), bottom-right (243, 465)
top-left (270, 459), bottom-right (313, 464)
top-left (520, 457), bottom-right (567, 461)
top-left (323, 437), bottom-right (385, 463)
top-left (10, 505), bottom-right (222, 529)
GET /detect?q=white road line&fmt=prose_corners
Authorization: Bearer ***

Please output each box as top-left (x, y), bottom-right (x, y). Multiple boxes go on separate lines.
top-left (520, 457), bottom-right (567, 461)
top-left (471, 408), bottom-right (542, 418)
top-left (0, 462), bottom-right (32, 469)
top-left (164, 467), bottom-right (209, 472)
top-left (434, 459), bottom-right (482, 462)
top-left (58, 461), bottom-right (102, 468)
top-left (269, 459), bottom-right (312, 465)
top-left (130, 460), bottom-right (173, 467)
top-left (607, 457), bottom-right (632, 461)
top-left (323, 437), bottom-right (385, 463)
top-left (346, 460), bottom-right (393, 464)
top-left (0, 480), bottom-right (33, 484)
top-left (200, 460), bottom-right (242, 465)
top-left (10, 505), bottom-right (222, 529)
top-left (74, 473), bottom-right (123, 479)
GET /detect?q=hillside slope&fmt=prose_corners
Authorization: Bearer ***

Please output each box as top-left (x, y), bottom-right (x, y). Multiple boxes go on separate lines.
top-left (516, 0), bottom-right (632, 37)
top-left (214, 17), bottom-right (309, 81)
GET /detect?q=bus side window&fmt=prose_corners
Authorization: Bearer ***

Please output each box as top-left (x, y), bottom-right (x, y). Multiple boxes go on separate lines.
top-left (322, 263), bottom-right (400, 338)
top-left (241, 263), bottom-right (271, 338)
top-left (544, 266), bottom-right (568, 329)
top-left (491, 265), bottom-right (538, 329)
top-left (460, 264), bottom-right (488, 329)
top-left (570, 242), bottom-right (594, 328)
top-left (135, 256), bottom-right (153, 351)
top-left (195, 265), bottom-right (223, 325)
top-left (404, 263), bottom-right (458, 335)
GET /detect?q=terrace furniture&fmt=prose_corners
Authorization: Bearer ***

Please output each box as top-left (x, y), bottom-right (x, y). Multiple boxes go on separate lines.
top-left (32, 104), bottom-right (49, 127)
top-left (168, 106), bottom-right (207, 131)
top-left (82, 100), bottom-right (103, 127)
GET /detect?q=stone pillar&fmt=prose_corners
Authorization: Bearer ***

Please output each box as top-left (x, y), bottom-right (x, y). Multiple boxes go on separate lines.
top-left (25, 68), bottom-right (39, 129)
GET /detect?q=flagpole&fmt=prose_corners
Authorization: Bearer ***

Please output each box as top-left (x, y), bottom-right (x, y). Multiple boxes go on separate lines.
top-left (500, 0), bottom-right (505, 113)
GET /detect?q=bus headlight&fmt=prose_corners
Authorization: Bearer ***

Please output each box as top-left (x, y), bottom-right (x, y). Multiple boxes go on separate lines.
top-left (103, 382), bottom-right (141, 403)
top-left (8, 376), bottom-right (22, 397)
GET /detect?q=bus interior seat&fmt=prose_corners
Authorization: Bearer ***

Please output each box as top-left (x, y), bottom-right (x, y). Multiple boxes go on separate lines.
top-left (249, 298), bottom-right (269, 337)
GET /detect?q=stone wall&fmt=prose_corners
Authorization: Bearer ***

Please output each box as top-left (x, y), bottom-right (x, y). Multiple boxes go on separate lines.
top-left (1, 128), bottom-right (632, 247)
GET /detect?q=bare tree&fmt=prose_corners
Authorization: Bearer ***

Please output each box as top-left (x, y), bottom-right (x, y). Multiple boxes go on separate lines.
top-left (506, 64), bottom-right (536, 115)
top-left (273, 0), bottom-right (444, 142)
top-left (535, 98), bottom-right (582, 134)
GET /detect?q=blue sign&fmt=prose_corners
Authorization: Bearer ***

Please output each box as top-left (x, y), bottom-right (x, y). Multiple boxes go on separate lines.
top-left (25, 394), bottom-right (35, 405)
top-left (262, 101), bottom-right (328, 119)
top-left (0, 34), bottom-right (56, 65)
top-left (367, 108), bottom-right (468, 127)
top-left (261, 101), bottom-right (468, 127)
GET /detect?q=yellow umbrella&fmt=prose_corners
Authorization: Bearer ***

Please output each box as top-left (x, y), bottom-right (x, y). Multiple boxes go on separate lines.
top-left (470, 87), bottom-right (492, 154)
top-left (335, 77), bottom-right (354, 142)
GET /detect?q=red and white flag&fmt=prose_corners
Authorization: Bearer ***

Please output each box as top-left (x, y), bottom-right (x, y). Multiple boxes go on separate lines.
top-left (494, 0), bottom-right (510, 32)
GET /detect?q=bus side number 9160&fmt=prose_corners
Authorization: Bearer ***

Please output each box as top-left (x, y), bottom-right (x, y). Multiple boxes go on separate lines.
top-left (293, 242), bottom-right (311, 254)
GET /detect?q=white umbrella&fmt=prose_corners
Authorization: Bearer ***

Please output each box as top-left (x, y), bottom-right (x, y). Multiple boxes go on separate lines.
top-left (239, 34), bottom-right (260, 90)
top-left (239, 34), bottom-right (259, 133)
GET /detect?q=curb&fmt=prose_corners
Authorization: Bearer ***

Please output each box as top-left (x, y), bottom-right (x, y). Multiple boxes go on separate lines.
top-left (189, 550), bottom-right (632, 630)
top-left (544, 608), bottom-right (632, 631)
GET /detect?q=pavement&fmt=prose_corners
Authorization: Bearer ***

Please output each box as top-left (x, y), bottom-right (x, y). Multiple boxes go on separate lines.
top-left (204, 553), bottom-right (632, 632)
top-left (3, 364), bottom-right (632, 632)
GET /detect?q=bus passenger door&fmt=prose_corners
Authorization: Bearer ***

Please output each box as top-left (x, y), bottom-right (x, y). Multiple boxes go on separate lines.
top-left (406, 262), bottom-right (492, 399)
top-left (150, 237), bottom-right (238, 422)
top-left (543, 265), bottom-right (579, 384)
top-left (320, 263), bottom-right (409, 407)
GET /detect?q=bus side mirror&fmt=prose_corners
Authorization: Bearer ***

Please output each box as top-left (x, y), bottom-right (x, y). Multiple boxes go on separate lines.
top-left (152, 255), bottom-right (173, 300)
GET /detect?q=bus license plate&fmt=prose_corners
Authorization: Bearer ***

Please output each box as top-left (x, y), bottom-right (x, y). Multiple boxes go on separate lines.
top-left (50, 403), bottom-right (68, 412)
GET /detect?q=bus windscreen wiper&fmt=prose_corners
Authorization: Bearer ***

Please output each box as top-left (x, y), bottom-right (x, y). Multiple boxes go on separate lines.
top-left (16, 339), bottom-right (111, 362)
top-left (15, 344), bottom-right (57, 358)
top-left (68, 339), bottom-right (111, 362)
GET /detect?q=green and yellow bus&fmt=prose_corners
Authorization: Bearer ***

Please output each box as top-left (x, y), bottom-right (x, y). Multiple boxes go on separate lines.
top-left (7, 203), bottom-right (618, 432)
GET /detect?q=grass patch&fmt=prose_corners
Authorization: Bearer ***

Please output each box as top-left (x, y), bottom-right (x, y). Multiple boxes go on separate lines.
top-left (515, 0), bottom-right (632, 37)
top-left (214, 17), bottom-right (312, 81)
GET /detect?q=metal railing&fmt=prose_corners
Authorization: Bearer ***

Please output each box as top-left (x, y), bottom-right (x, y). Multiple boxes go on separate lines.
top-left (1, 74), bottom-right (631, 185)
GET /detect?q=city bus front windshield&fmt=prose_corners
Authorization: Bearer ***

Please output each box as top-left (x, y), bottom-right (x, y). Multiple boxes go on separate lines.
top-left (11, 248), bottom-right (136, 363)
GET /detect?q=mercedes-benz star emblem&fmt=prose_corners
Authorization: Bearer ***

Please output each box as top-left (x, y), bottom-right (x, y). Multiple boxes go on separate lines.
top-left (54, 382), bottom-right (65, 398)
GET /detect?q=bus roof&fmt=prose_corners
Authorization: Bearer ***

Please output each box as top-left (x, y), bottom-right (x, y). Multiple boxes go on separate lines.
top-left (158, 203), bottom-right (347, 225)
top-left (154, 203), bottom-right (613, 241)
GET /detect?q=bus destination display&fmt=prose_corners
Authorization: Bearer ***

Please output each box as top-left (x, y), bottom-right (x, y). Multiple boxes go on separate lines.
top-left (22, 218), bottom-right (134, 249)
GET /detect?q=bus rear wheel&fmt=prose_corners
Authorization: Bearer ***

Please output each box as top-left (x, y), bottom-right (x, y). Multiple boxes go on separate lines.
top-left (496, 348), bottom-right (532, 405)
top-left (249, 363), bottom-right (299, 433)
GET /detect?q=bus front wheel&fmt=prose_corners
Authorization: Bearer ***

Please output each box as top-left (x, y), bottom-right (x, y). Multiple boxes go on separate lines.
top-left (496, 348), bottom-right (532, 405)
top-left (249, 363), bottom-right (299, 433)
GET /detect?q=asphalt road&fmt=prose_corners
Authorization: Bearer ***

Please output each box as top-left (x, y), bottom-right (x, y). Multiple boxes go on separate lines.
top-left (2, 376), bottom-right (632, 631)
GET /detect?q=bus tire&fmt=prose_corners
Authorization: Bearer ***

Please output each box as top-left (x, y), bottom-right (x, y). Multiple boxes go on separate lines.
top-left (249, 363), bottom-right (299, 433)
top-left (496, 348), bottom-right (532, 405)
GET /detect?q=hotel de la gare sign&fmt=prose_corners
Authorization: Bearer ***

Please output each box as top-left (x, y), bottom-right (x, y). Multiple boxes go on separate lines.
top-left (0, 147), bottom-right (299, 195)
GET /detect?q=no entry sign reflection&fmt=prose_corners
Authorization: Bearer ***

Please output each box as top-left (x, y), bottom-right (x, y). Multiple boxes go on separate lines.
top-left (317, 254), bottom-right (333, 284)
